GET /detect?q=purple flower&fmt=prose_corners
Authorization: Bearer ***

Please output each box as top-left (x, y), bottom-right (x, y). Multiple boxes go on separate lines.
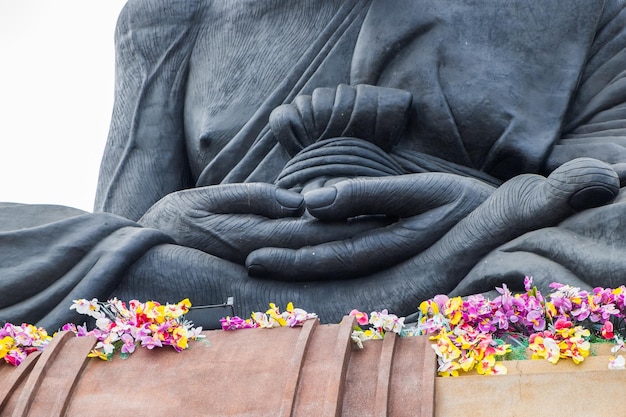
top-left (493, 310), bottom-right (509, 331)
top-left (526, 310), bottom-right (546, 332)
top-left (571, 303), bottom-right (590, 321)
top-left (140, 335), bottom-right (163, 350)
top-left (120, 333), bottom-right (136, 354)
top-left (477, 317), bottom-right (496, 334)
top-left (1, 323), bottom-right (16, 338)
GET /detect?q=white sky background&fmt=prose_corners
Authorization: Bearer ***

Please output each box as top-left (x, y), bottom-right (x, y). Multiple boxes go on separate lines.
top-left (0, 1), bottom-right (128, 212)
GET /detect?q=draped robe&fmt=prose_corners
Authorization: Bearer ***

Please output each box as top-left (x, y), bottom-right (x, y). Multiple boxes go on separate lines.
top-left (3, 0), bottom-right (626, 329)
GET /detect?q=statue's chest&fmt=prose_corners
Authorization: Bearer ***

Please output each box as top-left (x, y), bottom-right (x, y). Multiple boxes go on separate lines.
top-left (183, 1), bottom-right (343, 177)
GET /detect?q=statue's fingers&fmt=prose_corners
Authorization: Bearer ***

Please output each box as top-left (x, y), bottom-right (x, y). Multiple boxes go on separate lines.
top-left (245, 204), bottom-right (469, 280)
top-left (193, 214), bottom-right (392, 265)
top-left (182, 183), bottom-right (305, 218)
top-left (304, 174), bottom-right (493, 221)
top-left (543, 157), bottom-right (618, 212)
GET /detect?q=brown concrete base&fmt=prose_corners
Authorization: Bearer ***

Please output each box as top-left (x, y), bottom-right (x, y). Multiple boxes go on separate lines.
top-left (0, 317), bottom-right (437, 417)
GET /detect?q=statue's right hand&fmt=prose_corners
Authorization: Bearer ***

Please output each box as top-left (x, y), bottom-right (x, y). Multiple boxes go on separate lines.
top-left (138, 183), bottom-right (388, 264)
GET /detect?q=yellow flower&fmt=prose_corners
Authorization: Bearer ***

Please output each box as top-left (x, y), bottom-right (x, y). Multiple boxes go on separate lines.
top-left (363, 329), bottom-right (382, 340)
top-left (87, 349), bottom-right (109, 361)
top-left (476, 355), bottom-right (496, 375)
top-left (265, 303), bottom-right (287, 327)
top-left (164, 299), bottom-right (192, 319)
top-left (172, 326), bottom-right (188, 350)
top-left (545, 301), bottom-right (557, 319)
top-left (458, 354), bottom-right (475, 372)
top-left (444, 297), bottom-right (463, 325)
top-left (491, 363), bottom-right (508, 375)
top-left (0, 336), bottom-right (15, 359)
top-left (419, 300), bottom-right (439, 316)
top-left (143, 301), bottom-right (166, 323)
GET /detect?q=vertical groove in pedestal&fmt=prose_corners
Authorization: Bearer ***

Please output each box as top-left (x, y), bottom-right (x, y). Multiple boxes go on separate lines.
top-left (10, 331), bottom-right (96, 417)
top-left (10, 331), bottom-right (74, 417)
top-left (0, 352), bottom-right (41, 413)
top-left (279, 318), bottom-right (318, 417)
top-left (322, 315), bottom-right (356, 417)
top-left (416, 335), bottom-right (437, 417)
top-left (373, 333), bottom-right (397, 417)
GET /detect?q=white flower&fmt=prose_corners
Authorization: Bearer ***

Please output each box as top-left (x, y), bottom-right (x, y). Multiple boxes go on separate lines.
top-left (95, 317), bottom-right (113, 332)
top-left (94, 340), bottom-right (115, 355)
top-left (70, 298), bottom-right (104, 319)
top-left (351, 330), bottom-right (367, 349)
top-left (609, 355), bottom-right (625, 370)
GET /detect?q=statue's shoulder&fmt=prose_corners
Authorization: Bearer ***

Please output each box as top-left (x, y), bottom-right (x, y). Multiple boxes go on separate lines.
top-left (116, 0), bottom-right (205, 34)
top-left (113, 0), bottom-right (208, 64)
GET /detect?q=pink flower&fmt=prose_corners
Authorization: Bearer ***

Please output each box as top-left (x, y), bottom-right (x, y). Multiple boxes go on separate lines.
top-left (5, 349), bottom-right (27, 367)
top-left (601, 321), bottom-right (615, 340)
top-left (349, 309), bottom-right (369, 326)
top-left (554, 317), bottom-right (572, 330)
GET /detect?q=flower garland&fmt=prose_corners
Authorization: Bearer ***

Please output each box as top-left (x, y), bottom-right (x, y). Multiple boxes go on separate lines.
top-left (416, 277), bottom-right (626, 376)
top-left (63, 298), bottom-right (204, 360)
top-left (3, 277), bottom-right (626, 376)
top-left (348, 309), bottom-right (405, 348)
top-left (220, 304), bottom-right (406, 351)
top-left (220, 302), bottom-right (317, 330)
top-left (0, 323), bottom-right (52, 366)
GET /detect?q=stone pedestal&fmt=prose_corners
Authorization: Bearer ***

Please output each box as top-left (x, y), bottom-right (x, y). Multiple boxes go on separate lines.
top-left (0, 317), bottom-right (436, 417)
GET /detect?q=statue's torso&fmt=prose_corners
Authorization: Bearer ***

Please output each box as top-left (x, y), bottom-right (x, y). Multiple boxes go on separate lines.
top-left (177, 0), bottom-right (605, 182)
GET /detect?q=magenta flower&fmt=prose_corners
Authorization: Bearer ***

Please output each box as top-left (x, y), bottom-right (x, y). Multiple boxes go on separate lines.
top-left (477, 317), bottom-right (496, 334)
top-left (62, 323), bottom-right (77, 333)
top-left (571, 303), bottom-right (591, 321)
top-left (493, 310), bottom-right (509, 331)
top-left (220, 316), bottom-right (258, 330)
top-left (524, 276), bottom-right (533, 292)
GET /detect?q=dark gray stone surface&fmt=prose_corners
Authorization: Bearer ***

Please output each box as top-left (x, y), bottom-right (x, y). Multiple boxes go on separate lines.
top-left (3, 0), bottom-right (626, 329)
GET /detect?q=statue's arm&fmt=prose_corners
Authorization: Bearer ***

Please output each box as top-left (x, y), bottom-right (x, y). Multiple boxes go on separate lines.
top-left (94, 0), bottom-right (202, 221)
top-left (546, 0), bottom-right (626, 172)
